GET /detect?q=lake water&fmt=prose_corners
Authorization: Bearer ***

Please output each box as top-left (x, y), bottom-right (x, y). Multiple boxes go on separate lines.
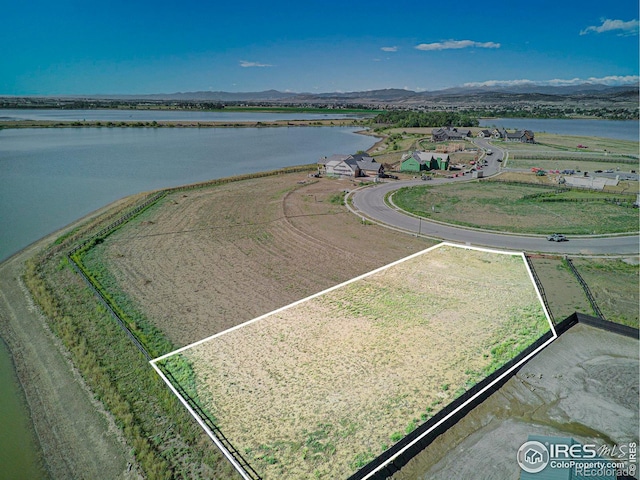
top-left (0, 126), bottom-right (375, 262)
top-left (0, 124), bottom-right (375, 477)
top-left (479, 118), bottom-right (639, 141)
top-left (0, 339), bottom-right (44, 480)
top-left (0, 108), bottom-right (362, 122)
top-left (0, 116), bottom-right (635, 476)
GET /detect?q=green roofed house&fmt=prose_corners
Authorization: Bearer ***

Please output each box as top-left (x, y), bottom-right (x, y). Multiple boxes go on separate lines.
top-left (400, 151), bottom-right (449, 172)
top-left (519, 435), bottom-right (617, 480)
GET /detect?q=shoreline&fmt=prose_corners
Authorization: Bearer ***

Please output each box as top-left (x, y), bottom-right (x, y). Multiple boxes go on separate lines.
top-left (0, 196), bottom-right (143, 479)
top-left (0, 118), bottom-right (365, 129)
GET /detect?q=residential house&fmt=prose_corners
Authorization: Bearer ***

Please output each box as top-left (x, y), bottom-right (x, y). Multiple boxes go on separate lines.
top-left (352, 153), bottom-right (384, 177)
top-left (431, 127), bottom-right (472, 142)
top-left (492, 128), bottom-right (506, 139)
top-left (319, 153), bottom-right (383, 177)
top-left (477, 129), bottom-right (493, 138)
top-left (400, 151), bottom-right (449, 172)
top-left (503, 129), bottom-right (535, 143)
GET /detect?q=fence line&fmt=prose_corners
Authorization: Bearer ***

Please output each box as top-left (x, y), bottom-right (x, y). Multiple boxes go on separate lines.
top-left (565, 257), bottom-right (606, 321)
top-left (511, 154), bottom-right (637, 164)
top-left (67, 256), bottom-right (151, 361)
top-left (525, 255), bottom-right (555, 324)
top-left (63, 166), bottom-right (315, 479)
top-left (158, 365), bottom-right (263, 480)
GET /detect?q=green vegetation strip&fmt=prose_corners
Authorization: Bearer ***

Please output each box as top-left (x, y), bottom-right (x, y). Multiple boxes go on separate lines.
top-left (392, 181), bottom-right (639, 235)
top-left (22, 167), bottom-right (319, 479)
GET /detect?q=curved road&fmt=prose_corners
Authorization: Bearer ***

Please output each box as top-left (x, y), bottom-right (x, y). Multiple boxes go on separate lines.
top-left (350, 143), bottom-right (639, 255)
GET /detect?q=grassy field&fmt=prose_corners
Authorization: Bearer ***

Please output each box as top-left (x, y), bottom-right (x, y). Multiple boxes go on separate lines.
top-left (506, 132), bottom-right (639, 156)
top-left (84, 175), bottom-right (431, 348)
top-left (21, 195), bottom-right (242, 480)
top-left (392, 180), bottom-right (639, 234)
top-left (159, 245), bottom-right (550, 479)
top-left (501, 132), bottom-right (639, 172)
top-left (527, 256), bottom-right (594, 320)
top-left (18, 166), bottom-right (637, 479)
top-left (570, 257), bottom-right (639, 327)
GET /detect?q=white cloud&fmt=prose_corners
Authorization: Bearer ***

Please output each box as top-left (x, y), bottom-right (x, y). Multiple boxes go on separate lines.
top-left (463, 75), bottom-right (639, 87)
top-left (239, 60), bottom-right (273, 68)
top-left (381, 46), bottom-right (398, 52)
top-left (580, 18), bottom-right (639, 36)
top-left (415, 40), bottom-right (500, 51)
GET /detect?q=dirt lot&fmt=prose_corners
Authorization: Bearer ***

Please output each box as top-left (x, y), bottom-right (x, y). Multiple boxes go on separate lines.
top-left (394, 323), bottom-right (639, 479)
top-left (93, 174), bottom-right (431, 349)
top-left (73, 170), bottom-right (637, 479)
top-left (163, 245), bottom-right (549, 479)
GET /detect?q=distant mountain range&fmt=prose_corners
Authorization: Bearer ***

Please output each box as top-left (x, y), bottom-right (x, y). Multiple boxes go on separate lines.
top-left (96, 84), bottom-right (638, 104)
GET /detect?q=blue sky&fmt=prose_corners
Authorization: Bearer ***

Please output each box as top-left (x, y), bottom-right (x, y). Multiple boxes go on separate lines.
top-left (1, 0), bottom-right (638, 95)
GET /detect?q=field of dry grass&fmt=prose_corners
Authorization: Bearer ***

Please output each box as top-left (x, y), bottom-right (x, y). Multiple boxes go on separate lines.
top-left (571, 257), bottom-right (639, 327)
top-left (392, 179), bottom-right (639, 235)
top-left (87, 174), bottom-right (431, 349)
top-left (76, 168), bottom-right (635, 479)
top-left (161, 245), bottom-right (550, 479)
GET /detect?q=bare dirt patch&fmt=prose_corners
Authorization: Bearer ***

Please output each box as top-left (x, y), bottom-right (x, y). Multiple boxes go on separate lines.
top-left (164, 245), bottom-right (550, 479)
top-left (93, 174), bottom-right (431, 349)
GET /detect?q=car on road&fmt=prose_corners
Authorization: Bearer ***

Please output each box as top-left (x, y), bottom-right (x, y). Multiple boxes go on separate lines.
top-left (486, 149), bottom-right (493, 155)
top-left (547, 233), bottom-right (568, 242)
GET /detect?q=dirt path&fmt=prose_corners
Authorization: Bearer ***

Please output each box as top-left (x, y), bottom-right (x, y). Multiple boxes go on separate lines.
top-left (0, 222), bottom-right (139, 479)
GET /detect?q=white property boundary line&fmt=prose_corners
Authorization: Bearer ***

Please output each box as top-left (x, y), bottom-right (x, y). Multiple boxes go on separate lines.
top-left (150, 242), bottom-right (558, 479)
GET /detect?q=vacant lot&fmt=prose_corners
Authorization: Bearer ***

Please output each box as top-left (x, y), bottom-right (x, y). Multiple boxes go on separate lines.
top-left (392, 181), bottom-right (639, 234)
top-left (506, 132), bottom-right (639, 156)
top-left (571, 257), bottom-right (639, 327)
top-left (160, 245), bottom-right (550, 479)
top-left (527, 256), bottom-right (593, 320)
top-left (84, 174), bottom-right (431, 349)
top-left (501, 132), bottom-right (639, 173)
top-left (528, 256), bottom-right (639, 328)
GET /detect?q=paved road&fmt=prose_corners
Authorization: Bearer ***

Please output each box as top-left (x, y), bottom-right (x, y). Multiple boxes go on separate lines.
top-left (349, 144), bottom-right (639, 255)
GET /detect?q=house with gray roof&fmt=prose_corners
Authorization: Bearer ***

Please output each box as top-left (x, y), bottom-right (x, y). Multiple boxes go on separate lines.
top-left (504, 129), bottom-right (535, 143)
top-left (319, 153), bottom-right (383, 177)
top-left (432, 127), bottom-right (472, 142)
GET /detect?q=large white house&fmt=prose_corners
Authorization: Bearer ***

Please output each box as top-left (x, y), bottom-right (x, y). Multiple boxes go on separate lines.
top-left (319, 153), bottom-right (384, 177)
